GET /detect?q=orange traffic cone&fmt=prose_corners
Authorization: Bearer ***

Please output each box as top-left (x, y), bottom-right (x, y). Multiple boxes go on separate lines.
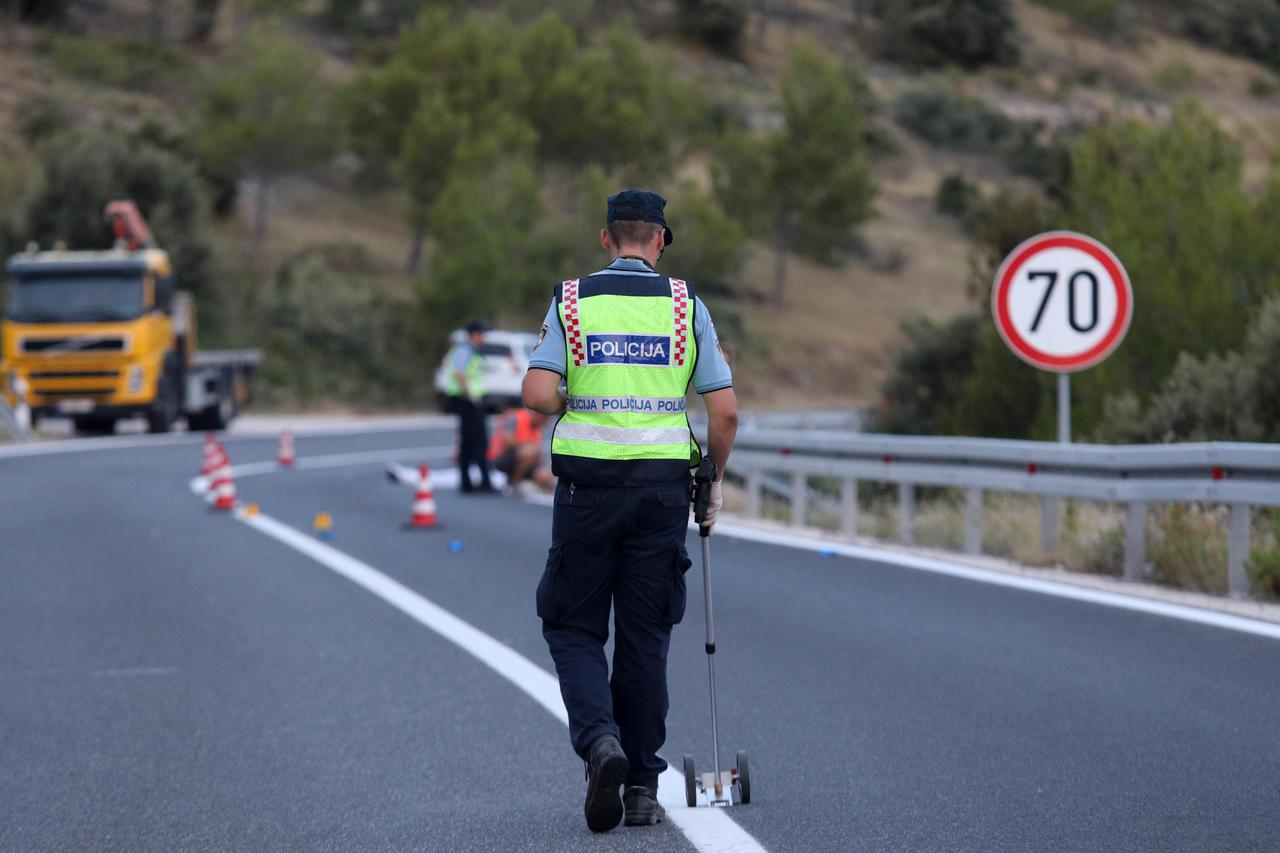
top-left (209, 457), bottom-right (237, 511)
top-left (407, 463), bottom-right (438, 529)
top-left (277, 429), bottom-right (295, 468)
top-left (200, 434), bottom-right (222, 476)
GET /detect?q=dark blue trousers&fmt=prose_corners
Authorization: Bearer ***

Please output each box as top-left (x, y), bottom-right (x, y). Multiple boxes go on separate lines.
top-left (538, 479), bottom-right (692, 789)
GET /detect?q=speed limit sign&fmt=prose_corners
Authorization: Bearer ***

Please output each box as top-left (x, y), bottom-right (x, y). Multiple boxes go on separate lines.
top-left (992, 231), bottom-right (1133, 373)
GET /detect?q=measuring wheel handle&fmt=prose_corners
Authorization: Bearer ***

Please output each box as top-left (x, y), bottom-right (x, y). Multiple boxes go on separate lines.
top-left (683, 754), bottom-right (698, 807)
top-left (692, 457), bottom-right (718, 534)
top-left (735, 750), bottom-right (751, 804)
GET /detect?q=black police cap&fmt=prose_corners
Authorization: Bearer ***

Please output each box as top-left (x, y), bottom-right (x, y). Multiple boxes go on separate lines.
top-left (606, 189), bottom-right (674, 246)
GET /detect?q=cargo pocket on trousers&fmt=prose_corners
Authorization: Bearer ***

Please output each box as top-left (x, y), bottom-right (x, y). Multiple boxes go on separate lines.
top-left (536, 541), bottom-right (564, 622)
top-left (669, 542), bottom-right (692, 625)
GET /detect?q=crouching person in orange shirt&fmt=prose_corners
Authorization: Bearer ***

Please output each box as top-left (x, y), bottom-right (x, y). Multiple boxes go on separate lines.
top-left (488, 408), bottom-right (555, 495)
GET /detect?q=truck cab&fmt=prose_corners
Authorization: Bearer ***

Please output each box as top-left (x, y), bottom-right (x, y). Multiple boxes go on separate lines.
top-left (2, 201), bottom-right (258, 434)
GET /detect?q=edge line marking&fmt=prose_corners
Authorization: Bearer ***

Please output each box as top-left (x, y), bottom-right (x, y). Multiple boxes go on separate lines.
top-left (228, 508), bottom-right (768, 852)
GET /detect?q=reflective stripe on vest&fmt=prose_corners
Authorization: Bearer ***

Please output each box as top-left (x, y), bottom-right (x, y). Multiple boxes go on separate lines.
top-left (563, 279), bottom-right (585, 367)
top-left (552, 275), bottom-right (699, 476)
top-left (671, 278), bottom-right (689, 367)
top-left (555, 423), bottom-right (691, 446)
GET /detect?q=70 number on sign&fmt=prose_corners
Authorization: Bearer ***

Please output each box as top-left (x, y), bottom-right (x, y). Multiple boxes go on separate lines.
top-left (1027, 270), bottom-right (1100, 335)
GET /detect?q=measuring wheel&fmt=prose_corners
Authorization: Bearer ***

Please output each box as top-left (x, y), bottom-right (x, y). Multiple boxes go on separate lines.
top-left (683, 754), bottom-right (698, 807)
top-left (735, 750), bottom-right (751, 804)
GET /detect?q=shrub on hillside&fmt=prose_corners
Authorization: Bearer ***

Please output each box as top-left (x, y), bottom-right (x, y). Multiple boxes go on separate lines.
top-left (1181, 0), bottom-right (1280, 70)
top-left (676, 0), bottom-right (749, 57)
top-left (260, 245), bottom-right (415, 407)
top-left (892, 86), bottom-right (1015, 151)
top-left (1094, 295), bottom-right (1280, 443)
top-left (44, 36), bottom-right (192, 91)
top-left (875, 0), bottom-right (1020, 69)
top-left (871, 313), bottom-right (983, 435)
top-left (934, 172), bottom-right (981, 219)
top-left (891, 86), bottom-right (1048, 174)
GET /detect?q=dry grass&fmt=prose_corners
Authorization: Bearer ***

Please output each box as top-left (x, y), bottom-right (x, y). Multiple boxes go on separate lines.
top-left (725, 476), bottom-right (1278, 599)
top-left (732, 186), bottom-right (971, 408)
top-left (212, 178), bottom-right (416, 297)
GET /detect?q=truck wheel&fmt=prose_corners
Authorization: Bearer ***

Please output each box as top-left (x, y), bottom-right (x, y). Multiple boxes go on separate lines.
top-left (146, 378), bottom-right (178, 434)
top-left (73, 415), bottom-right (116, 435)
top-left (187, 404), bottom-right (225, 432)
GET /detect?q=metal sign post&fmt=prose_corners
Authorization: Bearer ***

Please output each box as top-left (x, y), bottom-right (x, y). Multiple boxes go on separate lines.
top-left (1058, 373), bottom-right (1070, 444)
top-left (992, 231), bottom-right (1133, 553)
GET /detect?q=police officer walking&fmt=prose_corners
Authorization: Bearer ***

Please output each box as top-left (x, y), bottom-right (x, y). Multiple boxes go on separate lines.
top-left (523, 190), bottom-right (739, 832)
top-left (444, 320), bottom-right (495, 494)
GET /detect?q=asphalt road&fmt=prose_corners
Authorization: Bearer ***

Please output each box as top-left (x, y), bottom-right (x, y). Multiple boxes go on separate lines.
top-left (2, 427), bottom-right (1278, 852)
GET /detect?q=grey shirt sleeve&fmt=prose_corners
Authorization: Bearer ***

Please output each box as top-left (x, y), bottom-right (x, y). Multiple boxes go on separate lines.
top-left (527, 299), bottom-right (566, 376)
top-left (450, 343), bottom-right (473, 373)
top-left (691, 297), bottom-right (733, 394)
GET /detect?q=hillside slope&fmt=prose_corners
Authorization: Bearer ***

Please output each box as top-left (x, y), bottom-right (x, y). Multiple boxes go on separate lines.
top-left (2, 0), bottom-right (1277, 410)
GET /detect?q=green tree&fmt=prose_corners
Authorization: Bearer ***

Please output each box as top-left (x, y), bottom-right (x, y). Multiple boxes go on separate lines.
top-left (341, 10), bottom-right (700, 268)
top-left (418, 148), bottom-right (553, 342)
top-left (196, 22), bottom-right (333, 248)
top-left (663, 188), bottom-right (747, 302)
top-left (23, 127), bottom-right (226, 333)
top-left (714, 46), bottom-right (875, 305)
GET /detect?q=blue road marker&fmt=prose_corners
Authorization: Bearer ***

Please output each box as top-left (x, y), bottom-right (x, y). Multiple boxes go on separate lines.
top-left (820, 548), bottom-right (836, 558)
top-left (449, 540), bottom-right (464, 553)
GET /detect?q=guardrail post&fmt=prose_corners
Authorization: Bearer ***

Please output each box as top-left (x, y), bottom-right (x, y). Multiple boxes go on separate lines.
top-left (791, 471), bottom-right (806, 528)
top-left (746, 468), bottom-right (762, 520)
top-left (841, 478), bottom-right (858, 538)
top-left (1124, 502), bottom-right (1147, 580)
top-left (1228, 503), bottom-right (1252, 598)
top-left (964, 488), bottom-right (982, 555)
top-left (1040, 497), bottom-right (1059, 555)
top-left (898, 483), bottom-right (915, 546)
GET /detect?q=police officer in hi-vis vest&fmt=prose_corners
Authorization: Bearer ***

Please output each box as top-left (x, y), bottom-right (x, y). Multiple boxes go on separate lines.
top-left (523, 189), bottom-right (739, 833)
top-left (444, 320), bottom-right (495, 494)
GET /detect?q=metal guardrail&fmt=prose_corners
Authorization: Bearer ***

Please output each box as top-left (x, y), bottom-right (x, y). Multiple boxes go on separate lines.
top-left (727, 429), bottom-right (1280, 598)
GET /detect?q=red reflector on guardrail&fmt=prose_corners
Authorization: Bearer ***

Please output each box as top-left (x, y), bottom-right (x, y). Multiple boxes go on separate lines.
top-left (1212, 467), bottom-right (1225, 480)
top-left (1027, 463), bottom-right (1038, 474)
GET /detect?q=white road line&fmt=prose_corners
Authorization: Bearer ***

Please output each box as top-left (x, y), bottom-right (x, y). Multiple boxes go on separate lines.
top-left (227, 446), bottom-right (455, 479)
top-left (710, 522), bottom-right (1280, 642)
top-left (0, 421), bottom-right (452, 460)
top-left (233, 509), bottom-right (768, 853)
top-left (0, 433), bottom-right (201, 458)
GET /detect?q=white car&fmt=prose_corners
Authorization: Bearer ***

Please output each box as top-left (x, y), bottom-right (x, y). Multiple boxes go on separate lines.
top-left (434, 329), bottom-right (541, 411)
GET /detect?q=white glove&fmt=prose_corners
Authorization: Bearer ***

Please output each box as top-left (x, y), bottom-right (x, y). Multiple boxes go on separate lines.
top-left (701, 480), bottom-right (724, 534)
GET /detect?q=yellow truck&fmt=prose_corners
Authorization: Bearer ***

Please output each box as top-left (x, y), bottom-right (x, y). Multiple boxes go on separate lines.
top-left (1, 201), bottom-right (259, 434)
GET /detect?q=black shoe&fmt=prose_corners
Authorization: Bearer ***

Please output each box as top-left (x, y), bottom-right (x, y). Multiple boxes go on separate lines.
top-left (583, 735), bottom-right (628, 833)
top-left (623, 786), bottom-right (665, 826)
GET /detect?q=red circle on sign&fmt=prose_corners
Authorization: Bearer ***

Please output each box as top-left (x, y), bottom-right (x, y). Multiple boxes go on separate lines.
top-left (992, 231), bottom-right (1133, 373)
